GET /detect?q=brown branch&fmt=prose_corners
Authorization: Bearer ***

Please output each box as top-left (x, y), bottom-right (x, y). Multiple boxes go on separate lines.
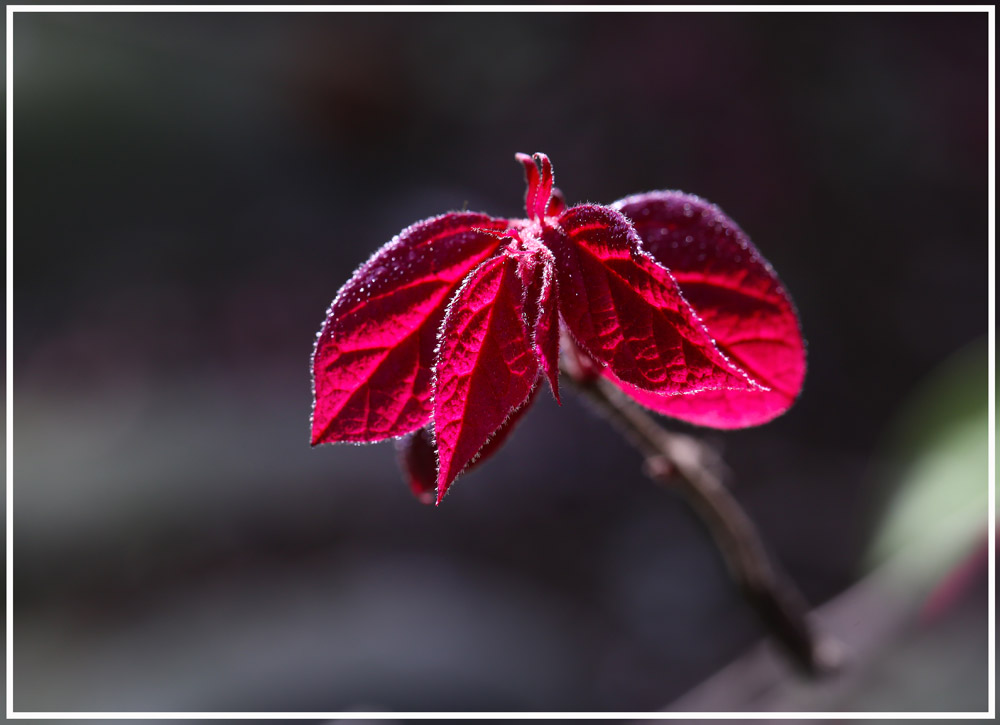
top-left (564, 364), bottom-right (843, 676)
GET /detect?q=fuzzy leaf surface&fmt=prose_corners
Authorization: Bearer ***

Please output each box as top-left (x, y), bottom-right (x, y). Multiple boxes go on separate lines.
top-left (548, 204), bottom-right (760, 396)
top-left (612, 192), bottom-right (805, 427)
top-left (312, 213), bottom-right (506, 443)
top-left (433, 254), bottom-right (539, 501)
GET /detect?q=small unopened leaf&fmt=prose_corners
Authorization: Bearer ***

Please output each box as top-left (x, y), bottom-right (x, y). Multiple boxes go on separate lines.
top-left (546, 187), bottom-right (567, 217)
top-left (396, 427), bottom-right (437, 504)
top-left (516, 152), bottom-right (555, 221)
top-left (518, 256), bottom-right (560, 402)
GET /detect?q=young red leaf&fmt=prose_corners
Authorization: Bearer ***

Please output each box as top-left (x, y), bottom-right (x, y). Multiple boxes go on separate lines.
top-left (547, 187), bottom-right (567, 217)
top-left (516, 151), bottom-right (555, 221)
top-left (547, 204), bottom-right (761, 397)
top-left (509, 240), bottom-right (560, 402)
top-left (311, 213), bottom-right (506, 444)
top-left (396, 426), bottom-right (438, 505)
top-left (516, 153), bottom-right (542, 221)
top-left (611, 192), bottom-right (806, 427)
top-left (433, 253), bottom-right (540, 502)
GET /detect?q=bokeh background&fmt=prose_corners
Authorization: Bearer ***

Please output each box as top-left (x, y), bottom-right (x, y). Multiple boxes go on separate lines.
top-left (9, 9), bottom-right (990, 713)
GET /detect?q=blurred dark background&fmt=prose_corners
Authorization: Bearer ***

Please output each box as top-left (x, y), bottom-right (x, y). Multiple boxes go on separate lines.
top-left (10, 10), bottom-right (989, 713)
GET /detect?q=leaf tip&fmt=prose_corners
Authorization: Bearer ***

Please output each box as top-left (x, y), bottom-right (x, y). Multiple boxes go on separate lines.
top-left (309, 420), bottom-right (324, 447)
top-left (435, 459), bottom-right (461, 506)
top-left (541, 368), bottom-right (561, 404)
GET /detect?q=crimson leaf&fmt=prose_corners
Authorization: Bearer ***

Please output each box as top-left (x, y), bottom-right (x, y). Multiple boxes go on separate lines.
top-left (433, 253), bottom-right (540, 501)
top-left (547, 204), bottom-right (762, 396)
top-left (311, 213), bottom-right (506, 443)
top-left (611, 192), bottom-right (806, 428)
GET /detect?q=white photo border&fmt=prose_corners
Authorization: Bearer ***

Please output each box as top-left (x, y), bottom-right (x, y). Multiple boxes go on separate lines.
top-left (5, 4), bottom-right (995, 719)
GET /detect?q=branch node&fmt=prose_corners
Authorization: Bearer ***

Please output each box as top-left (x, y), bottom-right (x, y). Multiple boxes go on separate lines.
top-left (643, 455), bottom-right (677, 481)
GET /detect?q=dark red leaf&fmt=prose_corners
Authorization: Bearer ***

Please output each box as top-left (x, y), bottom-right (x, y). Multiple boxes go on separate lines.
top-left (547, 187), bottom-right (567, 217)
top-left (612, 192), bottom-right (806, 427)
top-left (433, 253), bottom-right (540, 501)
top-left (311, 213), bottom-right (507, 444)
top-left (516, 153), bottom-right (541, 221)
top-left (396, 426), bottom-right (437, 505)
top-left (513, 248), bottom-right (560, 402)
top-left (547, 204), bottom-right (761, 397)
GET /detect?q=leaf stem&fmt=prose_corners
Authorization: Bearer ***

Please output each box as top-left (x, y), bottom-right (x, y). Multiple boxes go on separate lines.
top-left (564, 367), bottom-right (843, 676)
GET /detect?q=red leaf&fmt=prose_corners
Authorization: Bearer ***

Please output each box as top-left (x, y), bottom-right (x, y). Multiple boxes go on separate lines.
top-left (516, 153), bottom-right (542, 220)
top-left (548, 204), bottom-right (761, 397)
top-left (516, 152), bottom-right (555, 221)
top-left (547, 187), bottom-right (567, 217)
top-left (433, 253), bottom-right (540, 501)
top-left (611, 192), bottom-right (806, 427)
top-left (396, 427), bottom-right (437, 505)
top-left (397, 384), bottom-right (542, 505)
top-left (311, 213), bottom-right (507, 444)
